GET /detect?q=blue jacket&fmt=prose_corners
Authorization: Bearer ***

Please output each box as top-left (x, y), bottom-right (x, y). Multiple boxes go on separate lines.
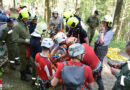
top-left (27, 21), bottom-right (37, 34)
top-left (0, 14), bottom-right (8, 22)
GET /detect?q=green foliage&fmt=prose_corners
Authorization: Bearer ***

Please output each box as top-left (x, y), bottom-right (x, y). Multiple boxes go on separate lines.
top-left (109, 39), bottom-right (126, 50)
top-left (21, 0), bottom-right (35, 3)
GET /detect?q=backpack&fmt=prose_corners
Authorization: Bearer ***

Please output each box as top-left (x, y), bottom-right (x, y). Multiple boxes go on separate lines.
top-left (61, 61), bottom-right (87, 90)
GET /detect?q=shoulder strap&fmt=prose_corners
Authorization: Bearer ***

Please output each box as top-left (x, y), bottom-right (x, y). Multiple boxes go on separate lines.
top-left (81, 64), bottom-right (86, 69)
top-left (63, 61), bottom-right (68, 67)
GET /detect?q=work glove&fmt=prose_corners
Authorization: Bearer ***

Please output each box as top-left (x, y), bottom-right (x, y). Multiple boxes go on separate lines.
top-left (25, 39), bottom-right (30, 44)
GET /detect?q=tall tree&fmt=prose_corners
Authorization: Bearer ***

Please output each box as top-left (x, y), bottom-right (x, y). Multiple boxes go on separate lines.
top-left (13, 0), bottom-right (16, 9)
top-left (44, 0), bottom-right (51, 24)
top-left (113, 0), bottom-right (123, 35)
top-left (0, 0), bottom-right (3, 7)
top-left (117, 0), bottom-right (128, 40)
top-left (75, 0), bottom-right (80, 15)
top-left (92, 0), bottom-right (96, 15)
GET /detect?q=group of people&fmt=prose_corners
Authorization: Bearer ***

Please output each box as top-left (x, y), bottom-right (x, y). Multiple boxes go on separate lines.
top-left (0, 5), bottom-right (130, 90)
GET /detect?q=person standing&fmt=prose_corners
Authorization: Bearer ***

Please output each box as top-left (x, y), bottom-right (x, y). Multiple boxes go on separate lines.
top-left (12, 9), bottom-right (31, 81)
top-left (48, 9), bottom-right (64, 37)
top-left (27, 14), bottom-right (38, 34)
top-left (110, 41), bottom-right (130, 90)
top-left (94, 15), bottom-right (113, 90)
top-left (0, 17), bottom-right (17, 70)
top-left (35, 38), bottom-right (54, 90)
top-left (86, 10), bottom-right (99, 44)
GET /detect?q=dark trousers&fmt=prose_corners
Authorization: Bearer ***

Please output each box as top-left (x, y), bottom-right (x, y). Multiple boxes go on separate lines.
top-left (88, 27), bottom-right (95, 44)
top-left (94, 45), bottom-right (108, 90)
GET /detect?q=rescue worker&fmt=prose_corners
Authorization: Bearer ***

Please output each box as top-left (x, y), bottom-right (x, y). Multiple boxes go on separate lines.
top-left (30, 22), bottom-right (48, 84)
top-left (12, 9), bottom-right (31, 81)
top-left (51, 43), bottom-right (94, 89)
top-left (67, 17), bottom-right (89, 44)
top-left (30, 22), bottom-right (47, 59)
top-left (81, 43), bottom-right (102, 80)
top-left (17, 4), bottom-right (27, 13)
top-left (86, 10), bottom-right (99, 44)
top-left (110, 41), bottom-right (130, 90)
top-left (27, 14), bottom-right (38, 34)
top-left (35, 38), bottom-right (54, 90)
top-left (63, 11), bottom-right (82, 33)
top-left (94, 15), bottom-right (114, 90)
top-left (0, 17), bottom-right (17, 70)
top-left (48, 9), bottom-right (64, 37)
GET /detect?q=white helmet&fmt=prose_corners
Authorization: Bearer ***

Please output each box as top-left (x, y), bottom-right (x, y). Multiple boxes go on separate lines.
top-left (52, 9), bottom-right (58, 14)
top-left (55, 32), bottom-right (67, 44)
top-left (68, 43), bottom-right (85, 57)
top-left (30, 13), bottom-right (38, 20)
top-left (101, 15), bottom-right (113, 23)
top-left (35, 22), bottom-right (47, 35)
top-left (41, 38), bottom-right (54, 48)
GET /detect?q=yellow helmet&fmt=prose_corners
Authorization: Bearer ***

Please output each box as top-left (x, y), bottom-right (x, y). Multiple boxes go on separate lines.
top-left (101, 15), bottom-right (113, 23)
top-left (19, 8), bottom-right (29, 19)
top-left (67, 17), bottom-right (79, 28)
top-left (20, 4), bottom-right (25, 8)
top-left (63, 11), bottom-right (74, 20)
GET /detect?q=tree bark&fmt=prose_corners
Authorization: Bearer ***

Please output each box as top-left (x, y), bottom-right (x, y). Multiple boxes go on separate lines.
top-left (113, 0), bottom-right (123, 35)
top-left (44, 0), bottom-right (51, 24)
top-left (92, 0), bottom-right (96, 15)
top-left (117, 0), bottom-right (127, 40)
top-left (13, 0), bottom-right (16, 9)
top-left (75, 0), bottom-right (80, 15)
top-left (0, 0), bottom-right (3, 7)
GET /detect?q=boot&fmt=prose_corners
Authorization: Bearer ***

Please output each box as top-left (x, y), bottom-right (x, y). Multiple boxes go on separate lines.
top-left (10, 65), bottom-right (16, 70)
top-left (26, 64), bottom-right (32, 75)
top-left (20, 71), bottom-right (31, 81)
top-left (15, 57), bottom-right (20, 65)
top-left (10, 60), bottom-right (16, 70)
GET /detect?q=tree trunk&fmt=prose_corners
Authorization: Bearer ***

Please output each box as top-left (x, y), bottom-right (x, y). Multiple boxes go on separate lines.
top-left (117, 0), bottom-right (127, 40)
top-left (113, 0), bottom-right (123, 35)
top-left (92, 0), bottom-right (96, 15)
top-left (13, 0), bottom-right (16, 9)
top-left (75, 0), bottom-right (80, 15)
top-left (44, 0), bottom-right (51, 24)
top-left (0, 0), bottom-right (3, 7)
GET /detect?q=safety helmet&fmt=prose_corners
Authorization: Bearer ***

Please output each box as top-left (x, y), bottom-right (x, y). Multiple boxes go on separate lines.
top-left (67, 17), bottom-right (79, 28)
top-left (63, 11), bottom-right (74, 20)
top-left (101, 15), bottom-right (113, 27)
top-left (41, 38), bottom-right (54, 48)
top-left (20, 4), bottom-right (25, 8)
top-left (52, 9), bottom-right (58, 14)
top-left (101, 15), bottom-right (113, 23)
top-left (55, 32), bottom-right (67, 44)
top-left (30, 13), bottom-right (38, 20)
top-left (19, 8), bottom-right (29, 19)
top-left (31, 22), bottom-right (47, 37)
top-left (35, 22), bottom-right (47, 35)
top-left (68, 43), bottom-right (85, 57)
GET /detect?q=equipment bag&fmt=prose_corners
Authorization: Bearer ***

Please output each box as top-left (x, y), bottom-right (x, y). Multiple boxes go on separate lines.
top-left (61, 61), bottom-right (87, 90)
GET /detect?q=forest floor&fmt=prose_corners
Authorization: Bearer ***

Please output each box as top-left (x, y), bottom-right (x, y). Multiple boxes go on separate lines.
top-left (1, 50), bottom-right (129, 90)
